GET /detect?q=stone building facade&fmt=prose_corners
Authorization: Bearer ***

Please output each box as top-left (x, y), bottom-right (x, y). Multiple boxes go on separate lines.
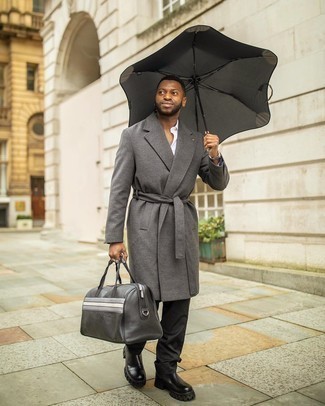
top-left (42, 0), bottom-right (324, 270)
top-left (0, 0), bottom-right (45, 227)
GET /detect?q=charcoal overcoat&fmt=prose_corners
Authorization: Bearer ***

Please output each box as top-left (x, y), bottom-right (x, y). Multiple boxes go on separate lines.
top-left (105, 113), bottom-right (229, 301)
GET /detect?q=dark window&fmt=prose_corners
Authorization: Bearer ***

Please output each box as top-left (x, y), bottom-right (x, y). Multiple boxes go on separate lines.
top-left (0, 205), bottom-right (8, 227)
top-left (27, 64), bottom-right (38, 91)
top-left (0, 65), bottom-right (5, 107)
top-left (33, 0), bottom-right (44, 13)
top-left (32, 121), bottom-right (44, 136)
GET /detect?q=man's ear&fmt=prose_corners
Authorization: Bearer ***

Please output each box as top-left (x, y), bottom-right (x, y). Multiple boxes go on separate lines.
top-left (182, 96), bottom-right (187, 108)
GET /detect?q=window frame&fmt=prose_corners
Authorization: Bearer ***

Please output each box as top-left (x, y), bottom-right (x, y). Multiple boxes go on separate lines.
top-left (160, 0), bottom-right (187, 18)
top-left (190, 177), bottom-right (224, 220)
top-left (26, 63), bottom-right (39, 92)
top-left (28, 113), bottom-right (44, 140)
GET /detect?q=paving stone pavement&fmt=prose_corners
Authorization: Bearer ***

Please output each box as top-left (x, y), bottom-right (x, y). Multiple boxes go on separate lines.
top-left (0, 231), bottom-right (324, 405)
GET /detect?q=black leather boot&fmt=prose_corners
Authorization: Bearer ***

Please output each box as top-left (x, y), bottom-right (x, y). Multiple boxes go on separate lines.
top-left (155, 372), bottom-right (195, 401)
top-left (123, 346), bottom-right (146, 388)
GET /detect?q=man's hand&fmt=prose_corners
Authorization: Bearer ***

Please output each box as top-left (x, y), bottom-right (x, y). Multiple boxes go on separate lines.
top-left (109, 242), bottom-right (128, 261)
top-left (204, 131), bottom-right (220, 159)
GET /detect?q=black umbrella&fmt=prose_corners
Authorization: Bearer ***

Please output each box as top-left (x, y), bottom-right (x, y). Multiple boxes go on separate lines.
top-left (120, 25), bottom-right (278, 142)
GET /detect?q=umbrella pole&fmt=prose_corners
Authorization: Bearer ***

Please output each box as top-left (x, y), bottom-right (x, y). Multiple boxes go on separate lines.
top-left (194, 84), bottom-right (199, 130)
top-left (193, 80), bottom-right (208, 133)
top-left (192, 31), bottom-right (208, 133)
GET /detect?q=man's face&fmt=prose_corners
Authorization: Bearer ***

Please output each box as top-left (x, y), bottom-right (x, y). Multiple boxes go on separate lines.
top-left (155, 80), bottom-right (187, 117)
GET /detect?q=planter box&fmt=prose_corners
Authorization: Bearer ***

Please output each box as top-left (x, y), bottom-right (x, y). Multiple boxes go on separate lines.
top-left (16, 219), bottom-right (33, 230)
top-left (199, 238), bottom-right (226, 264)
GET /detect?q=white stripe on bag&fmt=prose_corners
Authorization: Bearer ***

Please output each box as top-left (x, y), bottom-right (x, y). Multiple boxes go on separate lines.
top-left (83, 302), bottom-right (123, 308)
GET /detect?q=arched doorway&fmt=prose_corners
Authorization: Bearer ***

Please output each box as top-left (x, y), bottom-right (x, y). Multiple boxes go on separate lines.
top-left (54, 13), bottom-right (103, 242)
top-left (60, 14), bottom-right (100, 96)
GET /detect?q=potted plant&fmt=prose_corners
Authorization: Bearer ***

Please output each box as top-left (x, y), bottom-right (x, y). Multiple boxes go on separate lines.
top-left (198, 216), bottom-right (226, 263)
top-left (16, 214), bottom-right (33, 230)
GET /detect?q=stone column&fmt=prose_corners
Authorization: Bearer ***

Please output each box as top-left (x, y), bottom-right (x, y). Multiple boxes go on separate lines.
top-left (41, 20), bottom-right (60, 229)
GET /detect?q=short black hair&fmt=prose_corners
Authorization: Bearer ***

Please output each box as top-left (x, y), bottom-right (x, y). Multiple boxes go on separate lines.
top-left (157, 75), bottom-right (186, 94)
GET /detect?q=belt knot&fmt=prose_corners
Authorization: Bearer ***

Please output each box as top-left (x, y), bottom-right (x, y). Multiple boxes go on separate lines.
top-left (133, 190), bottom-right (188, 259)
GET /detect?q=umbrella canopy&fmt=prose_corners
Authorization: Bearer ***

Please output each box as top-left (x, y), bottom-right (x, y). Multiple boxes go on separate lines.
top-left (120, 25), bottom-right (277, 142)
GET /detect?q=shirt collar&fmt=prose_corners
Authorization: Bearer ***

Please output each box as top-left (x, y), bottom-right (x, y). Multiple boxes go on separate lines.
top-left (170, 120), bottom-right (179, 135)
top-left (170, 120), bottom-right (178, 155)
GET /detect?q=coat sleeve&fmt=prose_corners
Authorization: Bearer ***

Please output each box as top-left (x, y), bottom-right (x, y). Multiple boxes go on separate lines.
top-left (104, 129), bottom-right (135, 243)
top-left (198, 148), bottom-right (230, 191)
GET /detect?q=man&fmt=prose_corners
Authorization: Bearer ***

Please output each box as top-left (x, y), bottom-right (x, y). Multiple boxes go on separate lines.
top-left (105, 75), bottom-right (229, 401)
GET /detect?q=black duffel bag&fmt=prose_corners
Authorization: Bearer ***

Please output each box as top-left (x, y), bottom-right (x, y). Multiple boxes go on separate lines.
top-left (80, 259), bottom-right (162, 344)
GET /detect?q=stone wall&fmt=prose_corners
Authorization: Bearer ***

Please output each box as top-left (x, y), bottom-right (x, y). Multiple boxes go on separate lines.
top-left (219, 0), bottom-right (325, 271)
top-left (42, 0), bottom-right (324, 269)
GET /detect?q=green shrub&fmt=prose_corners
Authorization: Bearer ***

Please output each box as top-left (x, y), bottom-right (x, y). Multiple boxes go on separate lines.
top-left (198, 216), bottom-right (225, 243)
top-left (16, 214), bottom-right (32, 220)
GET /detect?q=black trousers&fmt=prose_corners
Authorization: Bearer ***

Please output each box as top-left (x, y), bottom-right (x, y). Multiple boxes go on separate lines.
top-left (127, 298), bottom-right (190, 375)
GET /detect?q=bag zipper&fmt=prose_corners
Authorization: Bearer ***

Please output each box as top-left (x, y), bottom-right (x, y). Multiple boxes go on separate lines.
top-left (137, 283), bottom-right (151, 317)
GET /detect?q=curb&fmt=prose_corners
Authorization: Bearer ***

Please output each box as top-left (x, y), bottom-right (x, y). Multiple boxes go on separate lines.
top-left (200, 261), bottom-right (325, 297)
top-left (0, 228), bottom-right (43, 233)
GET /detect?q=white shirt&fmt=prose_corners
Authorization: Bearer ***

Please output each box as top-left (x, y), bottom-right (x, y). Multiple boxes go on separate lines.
top-left (170, 121), bottom-right (178, 155)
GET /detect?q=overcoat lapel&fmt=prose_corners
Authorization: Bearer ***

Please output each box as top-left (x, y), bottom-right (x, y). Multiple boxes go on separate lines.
top-left (144, 113), bottom-right (174, 171)
top-left (163, 122), bottom-right (197, 196)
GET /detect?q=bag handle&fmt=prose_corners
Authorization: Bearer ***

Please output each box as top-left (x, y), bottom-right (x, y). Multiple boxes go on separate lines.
top-left (97, 259), bottom-right (120, 292)
top-left (96, 258), bottom-right (136, 295)
top-left (120, 258), bottom-right (136, 283)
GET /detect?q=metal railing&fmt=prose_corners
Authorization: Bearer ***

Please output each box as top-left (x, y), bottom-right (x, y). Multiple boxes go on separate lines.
top-left (0, 5), bottom-right (44, 30)
top-left (31, 14), bottom-right (43, 29)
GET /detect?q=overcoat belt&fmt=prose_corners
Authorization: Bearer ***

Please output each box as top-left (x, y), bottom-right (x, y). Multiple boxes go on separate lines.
top-left (133, 190), bottom-right (189, 259)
